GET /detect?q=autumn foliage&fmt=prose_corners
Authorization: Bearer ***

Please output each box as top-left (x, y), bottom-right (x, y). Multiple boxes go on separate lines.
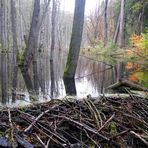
top-left (126, 32), bottom-right (148, 84)
top-left (126, 33), bottom-right (148, 69)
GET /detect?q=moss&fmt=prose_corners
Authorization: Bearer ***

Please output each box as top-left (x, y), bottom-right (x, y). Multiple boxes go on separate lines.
top-left (1, 48), bottom-right (8, 53)
top-left (0, 131), bottom-right (5, 137)
top-left (30, 95), bottom-right (38, 102)
top-left (17, 49), bottom-right (25, 66)
top-left (64, 50), bottom-right (73, 77)
top-left (110, 121), bottom-right (117, 136)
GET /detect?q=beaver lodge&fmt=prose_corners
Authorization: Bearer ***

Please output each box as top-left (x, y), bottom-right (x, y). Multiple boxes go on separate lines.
top-left (0, 95), bottom-right (147, 148)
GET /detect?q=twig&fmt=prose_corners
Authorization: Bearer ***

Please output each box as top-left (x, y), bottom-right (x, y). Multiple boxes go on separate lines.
top-left (35, 134), bottom-right (47, 148)
top-left (110, 129), bottom-right (129, 139)
top-left (130, 131), bottom-right (148, 146)
top-left (24, 109), bottom-right (50, 132)
top-left (24, 104), bottom-right (58, 132)
top-left (8, 109), bottom-right (15, 147)
top-left (51, 114), bottom-right (109, 141)
top-left (84, 129), bottom-right (100, 148)
top-left (98, 113), bottom-right (115, 131)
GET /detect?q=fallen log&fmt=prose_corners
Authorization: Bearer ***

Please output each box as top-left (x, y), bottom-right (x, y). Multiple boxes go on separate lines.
top-left (107, 79), bottom-right (148, 91)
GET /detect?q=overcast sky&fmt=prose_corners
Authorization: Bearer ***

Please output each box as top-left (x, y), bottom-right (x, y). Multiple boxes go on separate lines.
top-left (60, 0), bottom-right (101, 15)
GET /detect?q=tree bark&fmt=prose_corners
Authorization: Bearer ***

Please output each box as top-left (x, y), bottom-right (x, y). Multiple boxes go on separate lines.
top-left (118, 0), bottom-right (125, 48)
top-left (0, 0), bottom-right (8, 104)
top-left (19, 0), bottom-right (40, 95)
top-left (104, 0), bottom-right (108, 46)
top-left (11, 0), bottom-right (18, 102)
top-left (50, 0), bottom-right (57, 99)
top-left (113, 13), bottom-right (120, 44)
top-left (63, 0), bottom-right (86, 95)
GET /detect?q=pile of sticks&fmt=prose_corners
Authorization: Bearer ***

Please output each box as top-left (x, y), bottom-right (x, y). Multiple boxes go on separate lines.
top-left (0, 95), bottom-right (148, 148)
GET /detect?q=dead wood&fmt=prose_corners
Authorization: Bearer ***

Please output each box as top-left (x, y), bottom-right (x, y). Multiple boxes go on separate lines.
top-left (0, 95), bottom-right (147, 148)
top-left (107, 79), bottom-right (148, 91)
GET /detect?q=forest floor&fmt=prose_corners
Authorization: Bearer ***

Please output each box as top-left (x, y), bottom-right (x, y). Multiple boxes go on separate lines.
top-left (0, 94), bottom-right (148, 148)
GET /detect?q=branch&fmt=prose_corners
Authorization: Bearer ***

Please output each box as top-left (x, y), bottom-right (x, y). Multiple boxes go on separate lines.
top-left (37, 0), bottom-right (51, 31)
top-left (51, 114), bottom-right (109, 141)
top-left (130, 131), bottom-right (148, 146)
top-left (24, 104), bottom-right (58, 132)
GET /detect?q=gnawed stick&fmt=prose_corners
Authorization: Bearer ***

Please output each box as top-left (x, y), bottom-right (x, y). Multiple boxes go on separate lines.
top-left (24, 109), bottom-right (50, 132)
top-left (51, 114), bottom-right (109, 141)
top-left (8, 109), bottom-right (15, 147)
top-left (24, 104), bottom-right (58, 132)
top-left (130, 131), bottom-right (148, 146)
top-left (35, 134), bottom-right (47, 148)
top-left (98, 113), bottom-right (115, 131)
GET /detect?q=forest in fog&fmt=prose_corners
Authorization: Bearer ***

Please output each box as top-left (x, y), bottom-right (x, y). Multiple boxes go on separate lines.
top-left (0, 0), bottom-right (147, 104)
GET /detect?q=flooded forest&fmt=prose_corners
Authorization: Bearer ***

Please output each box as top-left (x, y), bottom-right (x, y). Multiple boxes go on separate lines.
top-left (0, 0), bottom-right (148, 147)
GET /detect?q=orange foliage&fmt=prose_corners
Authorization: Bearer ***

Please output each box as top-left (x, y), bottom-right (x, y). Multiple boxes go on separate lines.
top-left (128, 74), bottom-right (139, 83)
top-left (126, 62), bottom-right (133, 69)
top-left (126, 62), bottom-right (140, 70)
top-left (131, 34), bottom-right (142, 46)
top-left (126, 34), bottom-right (145, 71)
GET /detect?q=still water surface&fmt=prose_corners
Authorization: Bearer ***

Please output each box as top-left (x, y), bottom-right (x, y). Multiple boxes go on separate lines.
top-left (2, 57), bottom-right (116, 107)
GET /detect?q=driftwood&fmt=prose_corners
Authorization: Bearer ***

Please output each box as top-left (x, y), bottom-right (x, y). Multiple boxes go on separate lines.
top-left (0, 95), bottom-right (148, 148)
top-left (107, 79), bottom-right (148, 91)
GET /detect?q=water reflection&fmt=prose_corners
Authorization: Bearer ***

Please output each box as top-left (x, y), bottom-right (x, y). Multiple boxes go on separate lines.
top-left (75, 56), bottom-right (113, 96)
top-left (0, 56), bottom-right (115, 107)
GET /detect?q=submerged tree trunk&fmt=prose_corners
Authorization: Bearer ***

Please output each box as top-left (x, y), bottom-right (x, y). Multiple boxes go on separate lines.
top-left (11, 0), bottom-right (18, 102)
top-left (0, 0), bottom-right (8, 104)
top-left (113, 0), bottom-right (125, 81)
top-left (19, 0), bottom-right (40, 95)
top-left (63, 0), bottom-right (86, 95)
top-left (50, 0), bottom-right (57, 99)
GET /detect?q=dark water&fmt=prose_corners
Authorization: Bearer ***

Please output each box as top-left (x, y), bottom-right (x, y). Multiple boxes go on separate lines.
top-left (1, 56), bottom-right (115, 107)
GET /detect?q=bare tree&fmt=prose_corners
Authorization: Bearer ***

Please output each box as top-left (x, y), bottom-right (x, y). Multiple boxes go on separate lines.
top-left (104, 0), bottom-right (108, 46)
top-left (113, 13), bottom-right (120, 44)
top-left (11, 0), bottom-right (18, 102)
top-left (19, 0), bottom-right (40, 95)
top-left (63, 0), bottom-right (86, 95)
top-left (118, 0), bottom-right (125, 48)
top-left (0, 0), bottom-right (8, 103)
top-left (50, 0), bottom-right (57, 98)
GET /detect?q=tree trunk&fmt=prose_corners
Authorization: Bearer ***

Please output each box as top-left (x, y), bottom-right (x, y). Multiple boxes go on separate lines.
top-left (0, 0), bottom-right (8, 104)
top-left (104, 0), bottom-right (108, 46)
top-left (113, 13), bottom-right (120, 44)
top-left (11, 0), bottom-right (18, 102)
top-left (118, 0), bottom-right (125, 48)
top-left (63, 0), bottom-right (86, 95)
top-left (19, 0), bottom-right (40, 95)
top-left (50, 0), bottom-right (57, 99)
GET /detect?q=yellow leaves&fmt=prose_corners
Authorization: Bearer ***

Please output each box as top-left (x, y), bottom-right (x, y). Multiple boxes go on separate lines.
top-left (128, 33), bottom-right (148, 63)
top-left (130, 33), bottom-right (148, 54)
